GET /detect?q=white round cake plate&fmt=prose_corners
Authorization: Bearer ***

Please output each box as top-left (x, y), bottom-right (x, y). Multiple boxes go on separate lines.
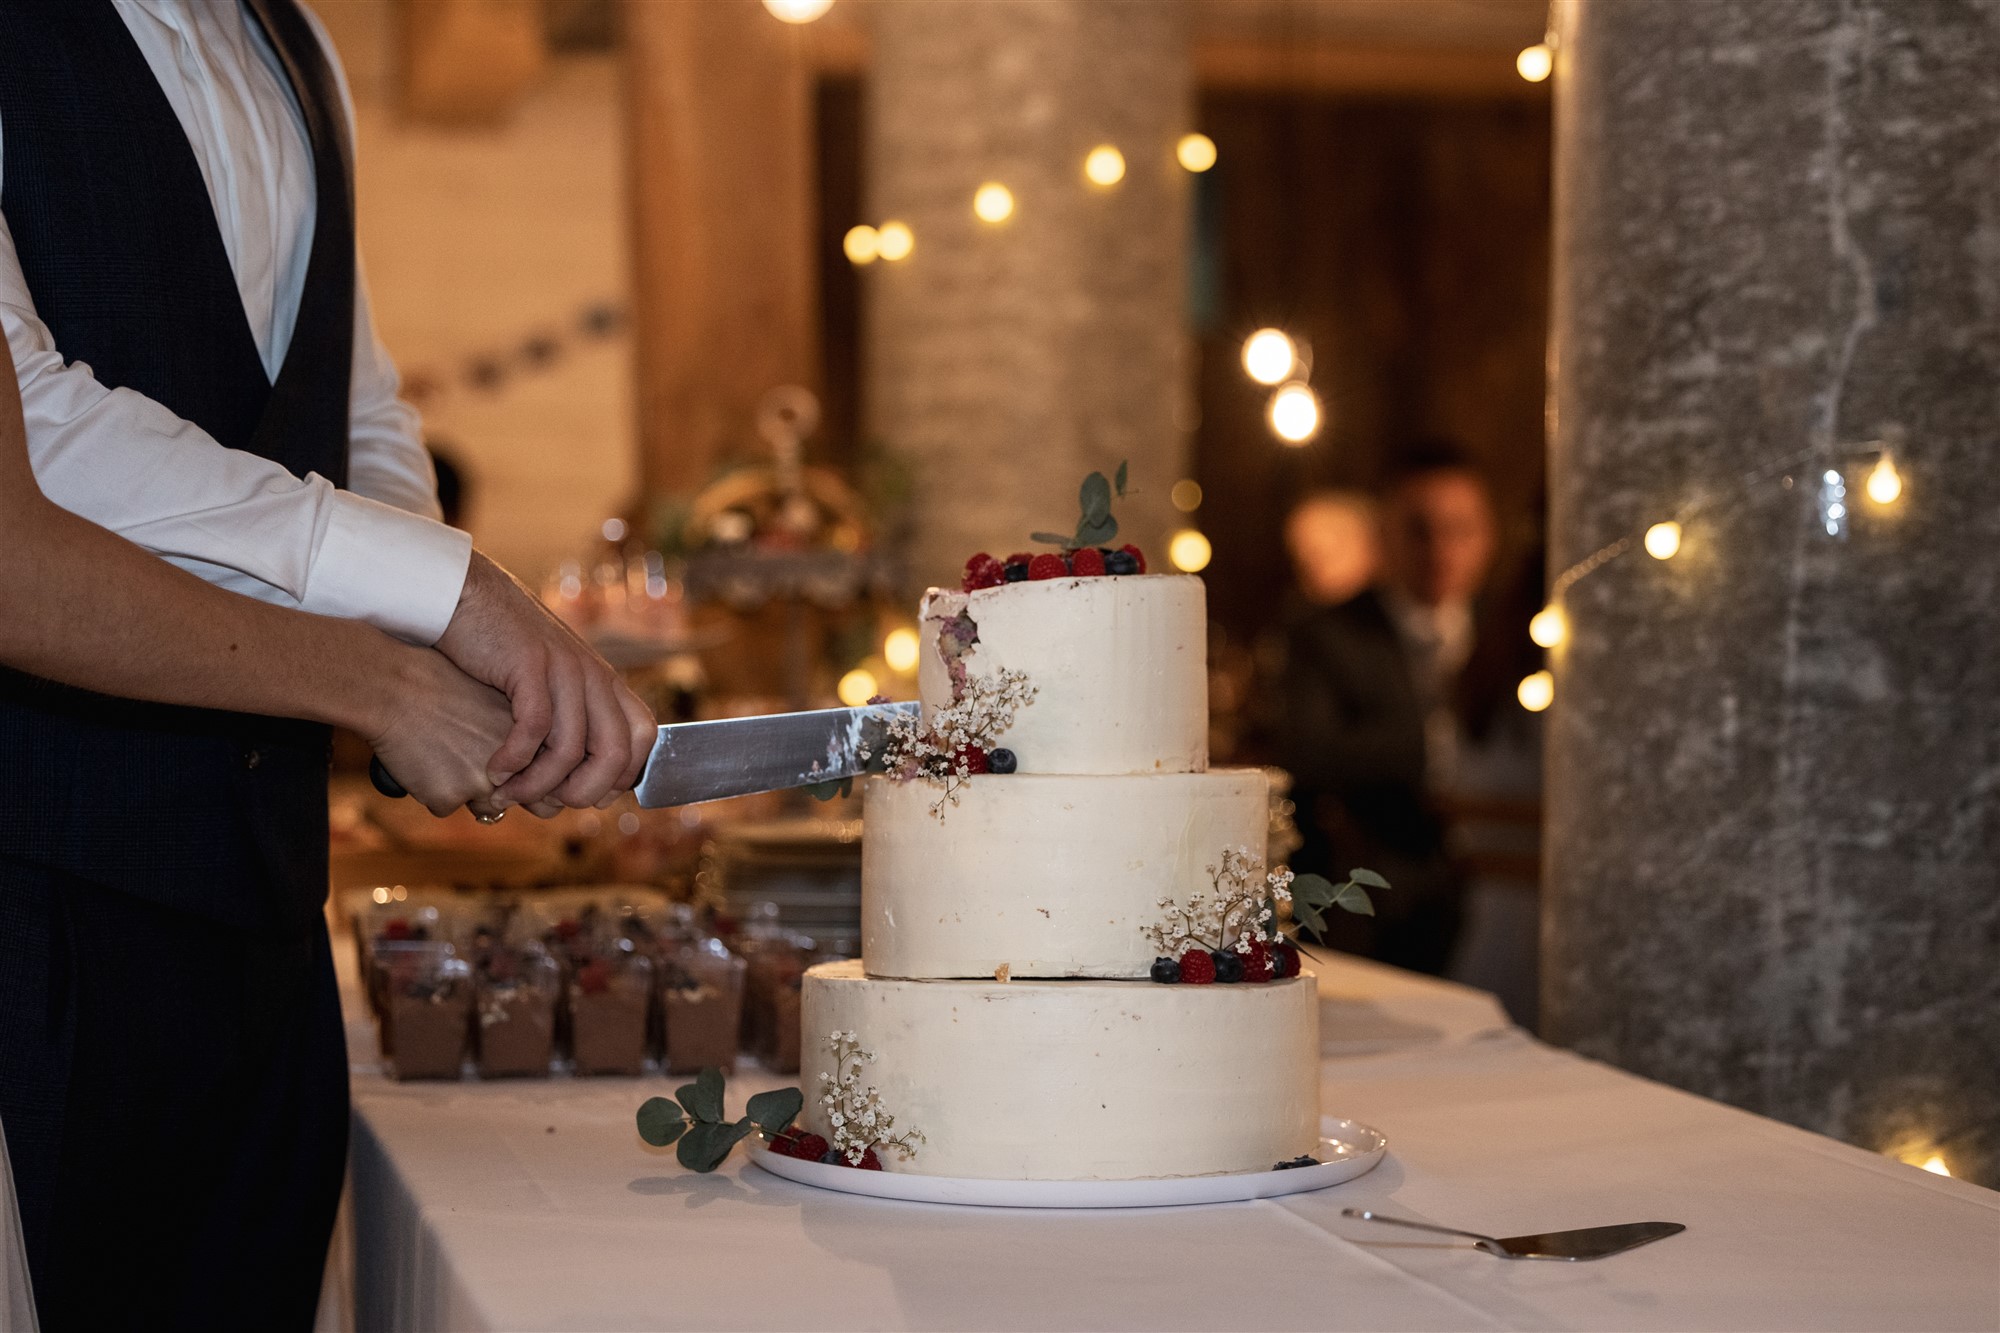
top-left (749, 1116), bottom-right (1386, 1209)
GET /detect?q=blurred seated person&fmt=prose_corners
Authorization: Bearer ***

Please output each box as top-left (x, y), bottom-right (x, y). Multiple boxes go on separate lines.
top-left (1283, 490), bottom-right (1378, 608)
top-left (1263, 443), bottom-right (1498, 975)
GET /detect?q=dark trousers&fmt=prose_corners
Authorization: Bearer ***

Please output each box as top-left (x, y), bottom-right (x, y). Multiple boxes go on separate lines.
top-left (0, 858), bottom-right (347, 1331)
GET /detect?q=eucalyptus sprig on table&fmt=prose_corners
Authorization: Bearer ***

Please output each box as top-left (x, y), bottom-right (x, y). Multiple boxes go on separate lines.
top-left (1031, 461), bottom-right (1129, 551)
top-left (1286, 869), bottom-right (1389, 936)
top-left (636, 1068), bottom-right (804, 1173)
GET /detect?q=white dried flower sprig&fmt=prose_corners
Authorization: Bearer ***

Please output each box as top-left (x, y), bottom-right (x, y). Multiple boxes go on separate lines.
top-left (817, 1030), bottom-right (925, 1166)
top-left (869, 668), bottom-right (1036, 816)
top-left (1143, 847), bottom-right (1295, 956)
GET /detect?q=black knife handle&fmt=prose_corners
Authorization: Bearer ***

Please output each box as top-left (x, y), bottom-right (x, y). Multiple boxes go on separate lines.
top-left (369, 756), bottom-right (408, 800)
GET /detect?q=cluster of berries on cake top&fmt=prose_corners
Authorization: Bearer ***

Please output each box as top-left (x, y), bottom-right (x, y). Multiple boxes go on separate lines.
top-left (962, 544), bottom-right (1145, 591)
top-left (1151, 939), bottom-right (1303, 986)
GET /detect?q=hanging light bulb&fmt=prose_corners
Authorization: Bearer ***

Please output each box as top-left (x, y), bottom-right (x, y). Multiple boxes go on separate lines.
top-left (972, 182), bottom-right (1014, 224)
top-left (1167, 529), bottom-right (1213, 573)
top-left (883, 627), bottom-right (921, 674)
top-left (763, 0), bottom-right (835, 22)
top-left (1644, 521), bottom-right (1682, 560)
top-left (1241, 328), bottom-right (1296, 385)
top-left (1866, 455), bottom-right (1903, 505)
top-left (875, 221), bottom-right (915, 261)
top-left (836, 668), bottom-right (879, 707)
top-left (1516, 43), bottom-right (1554, 82)
top-left (842, 224), bottom-right (879, 265)
top-left (1083, 145), bottom-right (1126, 187)
top-left (1268, 382), bottom-right (1321, 444)
top-left (1517, 670), bottom-right (1555, 712)
top-left (1529, 604), bottom-right (1566, 648)
top-left (1176, 133), bottom-right (1218, 173)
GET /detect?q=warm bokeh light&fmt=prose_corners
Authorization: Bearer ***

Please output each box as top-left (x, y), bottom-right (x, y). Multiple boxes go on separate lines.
top-left (762, 0), bottom-right (835, 23)
top-left (883, 627), bottom-right (921, 674)
top-left (1644, 521), bottom-right (1682, 560)
top-left (1176, 133), bottom-right (1218, 173)
top-left (1241, 328), bottom-right (1296, 385)
top-left (1170, 479), bottom-right (1204, 512)
top-left (601, 517), bottom-right (627, 543)
top-left (1167, 528), bottom-right (1213, 573)
top-left (1084, 145), bottom-right (1126, 187)
top-left (1921, 1154), bottom-right (1952, 1177)
top-left (1517, 669), bottom-right (1555, 712)
top-left (842, 224), bottom-right (879, 265)
top-left (1529, 604), bottom-right (1567, 649)
top-left (972, 182), bottom-right (1015, 224)
top-left (1516, 43), bottom-right (1554, 82)
top-left (1268, 382), bottom-right (1321, 444)
top-left (837, 668), bottom-right (879, 707)
top-left (371, 886), bottom-right (391, 904)
top-left (1866, 456), bottom-right (1903, 505)
top-left (875, 220), bottom-right (915, 261)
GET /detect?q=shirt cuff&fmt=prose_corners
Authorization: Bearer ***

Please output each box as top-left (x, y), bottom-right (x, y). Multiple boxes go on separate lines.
top-left (302, 491), bottom-right (473, 645)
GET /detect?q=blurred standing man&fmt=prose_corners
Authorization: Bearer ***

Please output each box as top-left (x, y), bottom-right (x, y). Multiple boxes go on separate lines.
top-left (0, 3), bottom-right (651, 1327)
top-left (1265, 444), bottom-right (1498, 975)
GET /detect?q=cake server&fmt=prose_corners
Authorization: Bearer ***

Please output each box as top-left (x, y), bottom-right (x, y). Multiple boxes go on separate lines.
top-left (371, 701), bottom-right (919, 809)
top-left (1341, 1209), bottom-right (1685, 1260)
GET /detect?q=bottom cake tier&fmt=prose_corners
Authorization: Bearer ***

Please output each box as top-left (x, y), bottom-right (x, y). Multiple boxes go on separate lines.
top-left (799, 960), bottom-right (1320, 1181)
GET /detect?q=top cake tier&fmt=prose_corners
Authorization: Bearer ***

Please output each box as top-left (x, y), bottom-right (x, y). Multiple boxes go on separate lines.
top-left (917, 574), bottom-right (1208, 775)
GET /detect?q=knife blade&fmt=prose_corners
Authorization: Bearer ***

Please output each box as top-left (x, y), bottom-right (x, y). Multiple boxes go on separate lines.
top-left (633, 701), bottom-right (918, 808)
top-left (369, 701), bottom-right (919, 809)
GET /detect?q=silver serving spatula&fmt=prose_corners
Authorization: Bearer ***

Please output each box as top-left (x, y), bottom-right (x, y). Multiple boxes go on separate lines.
top-left (1342, 1208), bottom-right (1685, 1261)
top-left (371, 701), bottom-right (919, 808)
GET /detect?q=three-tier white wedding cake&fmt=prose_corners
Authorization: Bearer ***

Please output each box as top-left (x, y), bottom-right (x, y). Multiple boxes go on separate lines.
top-left (799, 561), bottom-right (1323, 1181)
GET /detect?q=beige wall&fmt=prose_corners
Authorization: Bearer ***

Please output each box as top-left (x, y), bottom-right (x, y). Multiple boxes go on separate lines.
top-left (319, 3), bottom-right (637, 581)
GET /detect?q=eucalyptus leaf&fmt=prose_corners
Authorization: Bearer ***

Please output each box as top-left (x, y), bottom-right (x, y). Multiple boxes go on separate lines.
top-left (1347, 867), bottom-right (1390, 890)
top-left (1291, 899), bottom-right (1328, 934)
top-left (676, 1067), bottom-right (726, 1124)
top-left (1331, 882), bottom-right (1376, 916)
top-left (636, 1097), bottom-right (688, 1147)
top-left (1030, 531), bottom-right (1075, 548)
top-left (746, 1087), bottom-right (804, 1136)
top-left (1115, 460), bottom-right (1128, 496)
top-left (1074, 516), bottom-right (1119, 547)
top-left (1080, 472), bottom-right (1112, 524)
top-left (676, 1118), bottom-right (754, 1173)
top-left (806, 777), bottom-right (853, 802)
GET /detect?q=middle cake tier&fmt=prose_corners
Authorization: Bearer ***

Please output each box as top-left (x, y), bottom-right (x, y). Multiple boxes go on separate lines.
top-left (862, 768), bottom-right (1270, 980)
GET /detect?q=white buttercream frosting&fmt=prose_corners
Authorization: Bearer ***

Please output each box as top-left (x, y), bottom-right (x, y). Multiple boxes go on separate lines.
top-left (862, 769), bottom-right (1270, 979)
top-left (801, 960), bottom-right (1320, 1180)
top-left (918, 575), bottom-right (1207, 775)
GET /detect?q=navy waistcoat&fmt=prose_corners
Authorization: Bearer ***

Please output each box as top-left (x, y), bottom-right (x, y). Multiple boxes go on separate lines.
top-left (0, 0), bottom-right (357, 929)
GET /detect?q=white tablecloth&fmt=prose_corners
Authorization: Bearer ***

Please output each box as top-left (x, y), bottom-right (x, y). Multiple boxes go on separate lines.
top-left (337, 951), bottom-right (2000, 1332)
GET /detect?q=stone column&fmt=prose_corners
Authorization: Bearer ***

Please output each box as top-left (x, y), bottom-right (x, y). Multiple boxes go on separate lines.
top-left (864, 0), bottom-right (1191, 587)
top-left (1544, 0), bottom-right (2000, 1187)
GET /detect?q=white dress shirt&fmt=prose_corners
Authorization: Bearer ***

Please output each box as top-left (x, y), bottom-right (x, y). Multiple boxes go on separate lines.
top-left (0, 0), bottom-right (471, 646)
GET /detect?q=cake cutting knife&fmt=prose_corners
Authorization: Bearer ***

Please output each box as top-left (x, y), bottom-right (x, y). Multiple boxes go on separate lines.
top-left (370, 700), bottom-right (919, 809)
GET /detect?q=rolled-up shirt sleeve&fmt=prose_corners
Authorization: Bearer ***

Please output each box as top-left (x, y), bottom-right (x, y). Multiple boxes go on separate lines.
top-left (0, 209), bottom-right (470, 646)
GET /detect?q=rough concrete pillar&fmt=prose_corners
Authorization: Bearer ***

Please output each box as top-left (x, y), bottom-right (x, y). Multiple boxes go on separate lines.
top-left (1544, 0), bottom-right (2000, 1186)
top-left (865, 0), bottom-right (1191, 587)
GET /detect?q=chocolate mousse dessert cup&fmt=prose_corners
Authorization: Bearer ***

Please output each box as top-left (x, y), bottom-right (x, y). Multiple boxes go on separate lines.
top-left (569, 946), bottom-right (653, 1076)
top-left (473, 940), bottom-right (561, 1077)
top-left (662, 938), bottom-right (746, 1075)
top-left (380, 941), bottom-right (473, 1080)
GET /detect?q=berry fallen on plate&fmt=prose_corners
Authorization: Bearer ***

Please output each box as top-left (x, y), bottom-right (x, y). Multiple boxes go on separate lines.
top-left (987, 748), bottom-right (1018, 774)
top-left (1119, 543), bottom-right (1147, 574)
top-left (1027, 553), bottom-right (1068, 581)
top-left (1070, 547), bottom-right (1107, 576)
top-left (1272, 1155), bottom-right (1318, 1171)
top-left (1276, 942), bottom-right (1301, 978)
top-left (1177, 949), bottom-right (1216, 985)
top-left (854, 1148), bottom-right (884, 1170)
top-left (770, 1129), bottom-right (830, 1161)
top-left (1241, 940), bottom-right (1275, 983)
top-left (1150, 956), bottom-right (1182, 984)
top-left (576, 959), bottom-right (612, 995)
top-left (1211, 949), bottom-right (1245, 984)
top-left (1002, 560), bottom-right (1030, 582)
top-left (963, 553), bottom-right (1005, 591)
top-left (955, 746), bottom-right (990, 775)
top-left (1103, 549), bottom-right (1139, 576)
